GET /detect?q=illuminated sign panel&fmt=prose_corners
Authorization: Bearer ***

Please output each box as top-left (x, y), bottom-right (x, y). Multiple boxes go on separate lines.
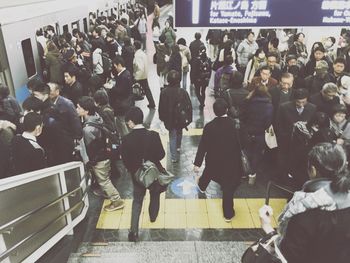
top-left (175, 0), bottom-right (350, 27)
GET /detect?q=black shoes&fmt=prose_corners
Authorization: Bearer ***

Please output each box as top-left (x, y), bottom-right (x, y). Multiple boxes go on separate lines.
top-left (128, 231), bottom-right (138, 242)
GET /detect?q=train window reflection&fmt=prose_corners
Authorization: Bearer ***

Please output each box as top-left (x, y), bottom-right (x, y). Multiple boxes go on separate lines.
top-left (21, 39), bottom-right (36, 78)
top-left (71, 21), bottom-right (80, 31)
top-left (83, 18), bottom-right (88, 33)
top-left (63, 24), bottom-right (69, 34)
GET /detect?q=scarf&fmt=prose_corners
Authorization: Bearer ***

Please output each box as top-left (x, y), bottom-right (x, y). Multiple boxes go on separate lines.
top-left (277, 187), bottom-right (337, 246)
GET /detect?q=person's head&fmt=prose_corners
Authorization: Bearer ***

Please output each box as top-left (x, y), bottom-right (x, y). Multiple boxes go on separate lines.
top-left (112, 55), bottom-right (125, 73)
top-left (177, 38), bottom-right (186, 46)
top-left (295, 32), bottom-right (305, 43)
top-left (27, 78), bottom-right (44, 94)
top-left (313, 46), bottom-right (326, 61)
top-left (47, 82), bottom-right (62, 101)
top-left (280, 73), bottom-right (294, 91)
top-left (333, 57), bottom-right (346, 76)
top-left (268, 37), bottom-right (279, 49)
top-left (125, 106), bottom-right (143, 128)
top-left (0, 84), bottom-right (10, 99)
top-left (106, 32), bottom-right (115, 43)
top-left (23, 112), bottom-right (43, 136)
top-left (22, 96), bottom-right (42, 114)
top-left (194, 32), bottom-right (201, 40)
top-left (223, 55), bottom-right (234, 66)
top-left (321, 82), bottom-right (338, 101)
top-left (164, 20), bottom-right (170, 29)
top-left (93, 89), bottom-right (109, 106)
top-left (134, 40), bottom-right (142, 50)
top-left (32, 82), bottom-right (50, 102)
top-left (254, 48), bottom-right (265, 60)
top-left (308, 143), bottom-right (350, 193)
top-left (331, 104), bottom-right (347, 124)
top-left (267, 52), bottom-right (278, 68)
top-left (167, 70), bottom-right (181, 86)
top-left (64, 66), bottom-right (78, 86)
top-left (247, 31), bottom-right (255, 43)
top-left (293, 88), bottom-right (309, 108)
top-left (286, 54), bottom-right (297, 67)
top-left (260, 65), bottom-right (271, 81)
top-left (63, 49), bottom-right (77, 63)
top-left (92, 27), bottom-right (101, 38)
top-left (315, 60), bottom-right (329, 78)
top-left (231, 71), bottom-right (244, 89)
top-left (310, 111), bottom-right (329, 131)
top-left (77, 96), bottom-right (96, 117)
top-left (213, 98), bottom-right (228, 117)
top-left (248, 84), bottom-right (271, 99)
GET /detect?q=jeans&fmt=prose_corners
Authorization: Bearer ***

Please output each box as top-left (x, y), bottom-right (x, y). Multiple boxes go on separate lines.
top-left (182, 71), bottom-right (188, 90)
top-left (92, 159), bottom-right (121, 201)
top-left (246, 134), bottom-right (266, 174)
top-left (137, 79), bottom-right (155, 107)
top-left (130, 181), bottom-right (161, 234)
top-left (169, 128), bottom-right (182, 160)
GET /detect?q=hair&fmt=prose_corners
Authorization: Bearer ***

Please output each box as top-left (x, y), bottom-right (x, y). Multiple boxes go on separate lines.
top-left (23, 112), bottom-right (43, 132)
top-left (78, 96), bottom-right (96, 115)
top-left (247, 84), bottom-right (271, 100)
top-left (22, 96), bottom-right (43, 112)
top-left (247, 31), bottom-right (255, 37)
top-left (177, 38), bottom-right (186, 46)
top-left (0, 84), bottom-right (10, 99)
top-left (295, 32), bottom-right (305, 41)
top-left (194, 32), bottom-right (201, 40)
top-left (27, 78), bottom-right (44, 91)
top-left (72, 28), bottom-right (80, 36)
top-left (322, 82), bottom-right (338, 93)
top-left (93, 89), bottom-right (109, 106)
top-left (231, 71), bottom-right (244, 89)
top-left (334, 57), bottom-right (346, 65)
top-left (113, 55), bottom-right (125, 67)
top-left (120, 18), bottom-right (127, 25)
top-left (328, 36), bottom-right (336, 44)
top-left (167, 70), bottom-right (181, 85)
top-left (213, 98), bottom-right (228, 117)
top-left (314, 46), bottom-right (326, 54)
top-left (281, 72), bottom-right (294, 80)
top-left (106, 32), bottom-right (114, 39)
top-left (269, 37), bottom-right (279, 48)
top-left (260, 65), bottom-right (271, 73)
top-left (125, 106), bottom-right (143, 124)
top-left (224, 55), bottom-right (234, 66)
top-left (254, 47), bottom-right (265, 57)
top-left (64, 65), bottom-right (79, 78)
top-left (134, 40), bottom-right (142, 50)
top-left (267, 52), bottom-right (278, 60)
top-left (308, 143), bottom-right (350, 193)
top-left (32, 82), bottom-right (50, 95)
top-left (47, 82), bottom-right (62, 93)
top-left (293, 88), bottom-right (309, 100)
top-left (331, 103), bottom-right (347, 115)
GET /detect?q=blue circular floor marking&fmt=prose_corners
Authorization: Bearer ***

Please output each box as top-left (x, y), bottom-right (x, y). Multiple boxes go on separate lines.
top-left (170, 177), bottom-right (199, 198)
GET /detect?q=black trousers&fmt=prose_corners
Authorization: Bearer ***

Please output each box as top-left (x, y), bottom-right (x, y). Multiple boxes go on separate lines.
top-left (137, 79), bottom-right (155, 107)
top-left (194, 82), bottom-right (206, 107)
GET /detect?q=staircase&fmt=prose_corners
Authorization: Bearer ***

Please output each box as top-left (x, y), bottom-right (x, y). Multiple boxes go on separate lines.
top-left (67, 241), bottom-right (248, 263)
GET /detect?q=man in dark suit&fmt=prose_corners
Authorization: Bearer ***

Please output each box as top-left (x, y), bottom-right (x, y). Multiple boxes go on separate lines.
top-left (247, 65), bottom-right (278, 91)
top-left (120, 107), bottom-right (165, 242)
top-left (276, 88), bottom-right (317, 187)
top-left (270, 73), bottom-right (295, 123)
top-left (193, 99), bottom-right (242, 222)
top-left (110, 55), bottom-right (134, 137)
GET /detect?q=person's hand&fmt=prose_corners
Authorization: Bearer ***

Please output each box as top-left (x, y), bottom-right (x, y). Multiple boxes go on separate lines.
top-left (193, 165), bottom-right (200, 174)
top-left (337, 138), bottom-right (345, 145)
top-left (259, 205), bottom-right (275, 234)
top-left (164, 55), bottom-right (170, 62)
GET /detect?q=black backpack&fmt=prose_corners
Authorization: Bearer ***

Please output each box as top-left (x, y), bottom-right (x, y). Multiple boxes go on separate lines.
top-left (198, 58), bottom-right (211, 85)
top-left (100, 52), bottom-right (112, 74)
top-left (85, 122), bottom-right (121, 160)
top-left (173, 89), bottom-right (192, 130)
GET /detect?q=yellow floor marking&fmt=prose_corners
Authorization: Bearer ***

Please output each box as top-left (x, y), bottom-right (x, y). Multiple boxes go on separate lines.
top-left (96, 198), bottom-right (287, 230)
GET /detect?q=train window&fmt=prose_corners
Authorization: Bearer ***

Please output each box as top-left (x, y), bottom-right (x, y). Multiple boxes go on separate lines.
top-left (83, 18), bottom-right (88, 33)
top-left (71, 21), bottom-right (80, 31)
top-left (21, 39), bottom-right (36, 78)
top-left (63, 24), bottom-right (69, 34)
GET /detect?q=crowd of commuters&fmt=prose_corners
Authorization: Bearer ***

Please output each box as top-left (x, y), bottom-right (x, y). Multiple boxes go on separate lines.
top-left (0, 2), bottom-right (350, 256)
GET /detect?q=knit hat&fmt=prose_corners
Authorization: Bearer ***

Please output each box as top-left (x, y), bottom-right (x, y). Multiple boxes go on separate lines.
top-left (63, 49), bottom-right (75, 61)
top-left (340, 75), bottom-right (350, 89)
top-left (315, 60), bottom-right (329, 70)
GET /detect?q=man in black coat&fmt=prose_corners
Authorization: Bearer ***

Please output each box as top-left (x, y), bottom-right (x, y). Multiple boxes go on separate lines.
top-left (110, 55), bottom-right (134, 137)
top-left (11, 112), bottom-right (46, 175)
top-left (309, 82), bottom-right (340, 116)
top-left (120, 107), bottom-right (165, 242)
top-left (193, 99), bottom-right (242, 222)
top-left (276, 88), bottom-right (317, 187)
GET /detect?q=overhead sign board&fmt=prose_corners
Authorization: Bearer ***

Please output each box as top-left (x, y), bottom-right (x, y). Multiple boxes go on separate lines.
top-left (175, 0), bottom-right (350, 27)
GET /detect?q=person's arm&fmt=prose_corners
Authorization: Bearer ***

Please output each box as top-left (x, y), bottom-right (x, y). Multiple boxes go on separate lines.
top-left (194, 126), bottom-right (208, 168)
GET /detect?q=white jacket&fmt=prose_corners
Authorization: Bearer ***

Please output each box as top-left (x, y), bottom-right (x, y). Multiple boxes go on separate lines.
top-left (92, 48), bottom-right (103, 75)
top-left (133, 49), bottom-right (148, 80)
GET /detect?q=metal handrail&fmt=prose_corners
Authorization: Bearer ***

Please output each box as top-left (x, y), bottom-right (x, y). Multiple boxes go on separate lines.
top-left (0, 186), bottom-right (83, 235)
top-left (265, 181), bottom-right (295, 205)
top-left (0, 191), bottom-right (88, 262)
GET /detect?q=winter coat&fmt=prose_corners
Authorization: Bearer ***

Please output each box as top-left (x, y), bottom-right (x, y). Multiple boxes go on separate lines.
top-left (155, 43), bottom-right (171, 75)
top-left (168, 52), bottom-right (182, 77)
top-left (236, 39), bottom-right (259, 67)
top-left (179, 44), bottom-right (191, 73)
top-left (133, 49), bottom-right (148, 80)
top-left (121, 45), bottom-right (135, 77)
top-left (45, 50), bottom-right (64, 84)
top-left (161, 27), bottom-right (176, 47)
top-left (92, 48), bottom-right (103, 75)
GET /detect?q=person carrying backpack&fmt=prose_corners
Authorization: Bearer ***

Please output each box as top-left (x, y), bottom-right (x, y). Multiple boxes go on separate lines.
top-left (159, 70), bottom-right (192, 163)
top-left (214, 55), bottom-right (236, 98)
top-left (191, 45), bottom-right (211, 110)
top-left (77, 96), bottom-right (125, 212)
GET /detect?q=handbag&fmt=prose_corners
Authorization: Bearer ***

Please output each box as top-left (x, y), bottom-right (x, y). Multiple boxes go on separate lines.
top-left (134, 160), bottom-right (160, 188)
top-left (158, 170), bottom-right (175, 186)
top-left (241, 232), bottom-right (283, 263)
top-left (132, 82), bottom-right (145, 101)
top-left (265, 125), bottom-right (278, 149)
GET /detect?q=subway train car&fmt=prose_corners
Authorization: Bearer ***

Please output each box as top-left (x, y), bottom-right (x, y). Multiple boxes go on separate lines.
top-left (0, 0), bottom-right (119, 103)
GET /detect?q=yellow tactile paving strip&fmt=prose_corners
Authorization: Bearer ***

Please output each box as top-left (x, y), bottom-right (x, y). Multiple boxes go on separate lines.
top-left (96, 194), bottom-right (287, 230)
